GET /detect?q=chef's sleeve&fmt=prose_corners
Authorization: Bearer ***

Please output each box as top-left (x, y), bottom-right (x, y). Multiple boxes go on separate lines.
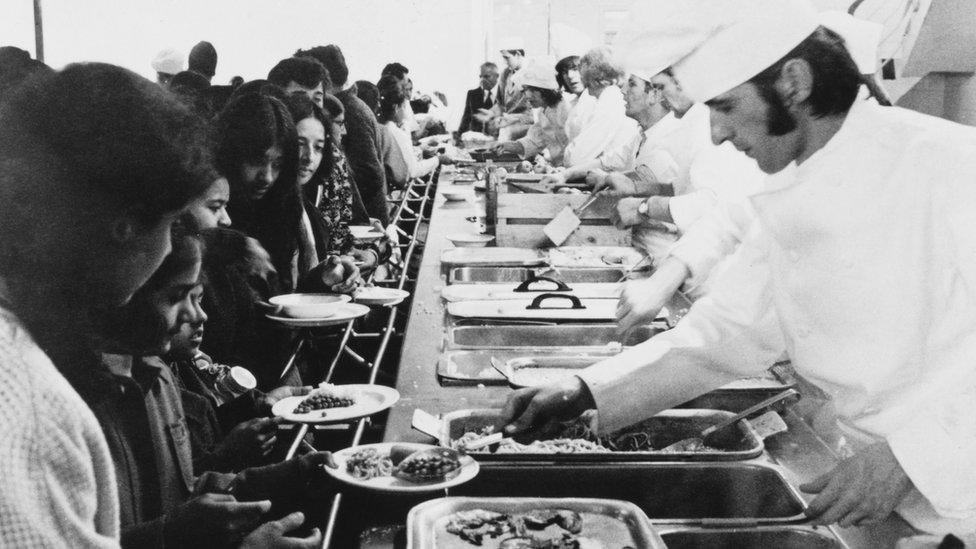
top-left (578, 224), bottom-right (788, 433)
top-left (564, 104), bottom-right (631, 167)
top-left (886, 142), bottom-right (976, 519)
top-left (517, 115), bottom-right (549, 160)
top-left (668, 201), bottom-right (755, 292)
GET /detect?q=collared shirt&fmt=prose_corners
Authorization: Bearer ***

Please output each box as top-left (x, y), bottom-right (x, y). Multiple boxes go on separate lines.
top-left (600, 113), bottom-right (682, 182)
top-left (579, 100), bottom-right (976, 533)
top-left (516, 95), bottom-right (573, 166)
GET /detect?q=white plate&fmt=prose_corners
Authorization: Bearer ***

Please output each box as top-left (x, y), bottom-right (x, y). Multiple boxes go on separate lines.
top-left (266, 303), bottom-right (371, 327)
top-left (271, 384), bottom-right (400, 424)
top-left (349, 225), bottom-right (385, 243)
top-left (442, 191), bottom-right (470, 202)
top-left (354, 287), bottom-right (410, 306)
top-left (326, 442), bottom-right (479, 493)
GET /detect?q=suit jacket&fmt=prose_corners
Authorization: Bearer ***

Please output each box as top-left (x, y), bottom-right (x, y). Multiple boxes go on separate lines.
top-left (458, 86), bottom-right (495, 134)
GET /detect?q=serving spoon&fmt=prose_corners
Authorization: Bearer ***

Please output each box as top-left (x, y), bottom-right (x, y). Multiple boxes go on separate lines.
top-left (660, 389), bottom-right (799, 452)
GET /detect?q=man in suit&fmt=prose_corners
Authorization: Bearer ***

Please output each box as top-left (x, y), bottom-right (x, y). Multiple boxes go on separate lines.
top-left (458, 62), bottom-right (499, 134)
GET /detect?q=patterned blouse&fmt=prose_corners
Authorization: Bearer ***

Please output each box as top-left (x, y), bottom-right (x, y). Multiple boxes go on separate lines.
top-left (317, 142), bottom-right (356, 255)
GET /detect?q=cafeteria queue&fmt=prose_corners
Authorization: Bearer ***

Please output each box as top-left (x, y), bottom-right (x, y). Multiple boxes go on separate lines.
top-left (2, 0), bottom-right (976, 547)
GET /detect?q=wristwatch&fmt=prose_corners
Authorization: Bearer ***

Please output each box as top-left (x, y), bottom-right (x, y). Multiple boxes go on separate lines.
top-left (637, 198), bottom-right (650, 217)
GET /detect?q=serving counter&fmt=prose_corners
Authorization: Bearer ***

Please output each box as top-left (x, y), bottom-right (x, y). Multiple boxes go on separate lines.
top-left (322, 166), bottom-right (917, 549)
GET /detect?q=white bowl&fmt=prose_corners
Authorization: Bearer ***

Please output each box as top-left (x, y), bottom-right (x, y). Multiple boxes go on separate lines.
top-left (442, 191), bottom-right (470, 202)
top-left (269, 293), bottom-right (352, 319)
top-left (446, 233), bottom-right (494, 248)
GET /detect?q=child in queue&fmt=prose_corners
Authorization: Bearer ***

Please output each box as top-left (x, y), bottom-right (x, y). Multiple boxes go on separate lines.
top-left (94, 229), bottom-right (335, 549)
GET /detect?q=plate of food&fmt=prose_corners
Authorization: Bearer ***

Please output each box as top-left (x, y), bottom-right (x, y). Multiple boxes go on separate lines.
top-left (326, 442), bottom-right (479, 493)
top-left (407, 497), bottom-right (665, 548)
top-left (271, 383), bottom-right (399, 423)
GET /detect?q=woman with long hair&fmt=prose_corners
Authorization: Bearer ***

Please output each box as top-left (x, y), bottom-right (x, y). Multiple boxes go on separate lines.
top-left (215, 92), bottom-right (358, 292)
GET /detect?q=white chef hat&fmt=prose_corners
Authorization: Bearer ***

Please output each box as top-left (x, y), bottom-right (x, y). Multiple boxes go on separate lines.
top-left (151, 48), bottom-right (185, 75)
top-left (819, 10), bottom-right (882, 75)
top-left (512, 56), bottom-right (559, 91)
top-left (672, 0), bottom-right (819, 102)
top-left (550, 23), bottom-right (594, 61)
top-left (616, 0), bottom-right (720, 84)
top-left (498, 36), bottom-right (526, 53)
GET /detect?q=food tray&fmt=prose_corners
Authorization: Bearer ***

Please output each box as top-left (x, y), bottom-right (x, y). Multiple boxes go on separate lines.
top-left (406, 497), bottom-right (666, 549)
top-left (440, 248), bottom-right (547, 267)
top-left (446, 324), bottom-right (659, 350)
top-left (436, 350), bottom-right (621, 386)
top-left (441, 282), bottom-right (622, 302)
top-left (447, 295), bottom-right (663, 322)
top-left (448, 266), bottom-right (634, 284)
top-left (440, 246), bottom-right (643, 269)
top-left (453, 462), bottom-right (808, 525)
top-left (656, 525), bottom-right (850, 549)
top-left (439, 409), bottom-right (764, 462)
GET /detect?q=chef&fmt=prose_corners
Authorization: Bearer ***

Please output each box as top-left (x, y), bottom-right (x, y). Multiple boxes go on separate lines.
top-left (616, 10), bottom-right (885, 331)
top-left (477, 37), bottom-right (534, 141)
top-left (491, 56), bottom-right (572, 166)
top-left (502, 0), bottom-right (976, 535)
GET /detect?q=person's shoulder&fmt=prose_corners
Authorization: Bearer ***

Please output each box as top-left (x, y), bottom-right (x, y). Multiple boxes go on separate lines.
top-left (0, 309), bottom-right (99, 437)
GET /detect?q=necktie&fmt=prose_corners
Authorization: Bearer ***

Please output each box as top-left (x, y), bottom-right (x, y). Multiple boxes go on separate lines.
top-left (484, 90), bottom-right (492, 109)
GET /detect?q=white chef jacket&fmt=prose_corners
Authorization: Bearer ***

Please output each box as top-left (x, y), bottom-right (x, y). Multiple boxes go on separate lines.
top-left (578, 99), bottom-right (976, 533)
top-left (385, 121), bottom-right (438, 179)
top-left (516, 96), bottom-right (573, 166)
top-left (562, 86), bottom-right (639, 167)
top-left (601, 113), bottom-right (681, 184)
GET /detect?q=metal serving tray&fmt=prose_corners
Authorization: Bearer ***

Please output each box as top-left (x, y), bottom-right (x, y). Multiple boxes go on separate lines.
top-left (657, 526), bottom-right (849, 549)
top-left (451, 462), bottom-right (808, 525)
top-left (440, 408), bottom-right (764, 462)
top-left (406, 497), bottom-right (666, 549)
top-left (447, 324), bottom-right (659, 350)
top-left (449, 266), bottom-right (639, 284)
top-left (436, 350), bottom-right (621, 386)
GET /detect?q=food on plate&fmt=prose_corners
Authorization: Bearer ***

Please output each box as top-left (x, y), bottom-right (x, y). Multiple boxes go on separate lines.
top-left (292, 384), bottom-right (356, 414)
top-left (532, 164), bottom-right (548, 174)
top-left (517, 160), bottom-right (534, 173)
top-left (495, 167), bottom-right (509, 178)
top-left (346, 448), bottom-right (394, 480)
top-left (443, 508), bottom-right (590, 548)
top-left (346, 445), bottom-right (464, 484)
top-left (393, 447), bottom-right (462, 482)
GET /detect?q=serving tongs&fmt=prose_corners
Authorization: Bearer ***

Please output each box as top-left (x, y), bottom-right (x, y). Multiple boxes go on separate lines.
top-left (411, 408), bottom-right (509, 452)
top-left (660, 389), bottom-right (799, 452)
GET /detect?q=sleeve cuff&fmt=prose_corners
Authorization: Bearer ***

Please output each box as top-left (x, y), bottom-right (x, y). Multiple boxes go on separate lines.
top-left (669, 191), bottom-right (718, 232)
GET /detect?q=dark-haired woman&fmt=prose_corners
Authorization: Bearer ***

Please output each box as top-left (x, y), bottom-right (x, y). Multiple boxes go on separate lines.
top-left (376, 75), bottom-right (450, 179)
top-left (284, 94), bottom-right (387, 275)
top-left (215, 92), bottom-right (359, 293)
top-left (492, 57), bottom-right (572, 166)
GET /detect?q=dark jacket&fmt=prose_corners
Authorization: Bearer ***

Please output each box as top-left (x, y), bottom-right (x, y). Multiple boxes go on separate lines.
top-left (199, 228), bottom-right (297, 391)
top-left (336, 88), bottom-right (389, 225)
top-left (76, 355), bottom-right (327, 549)
top-left (458, 86), bottom-right (494, 134)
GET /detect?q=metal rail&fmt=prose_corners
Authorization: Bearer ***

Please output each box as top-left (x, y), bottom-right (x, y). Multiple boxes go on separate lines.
top-left (316, 171), bottom-right (436, 549)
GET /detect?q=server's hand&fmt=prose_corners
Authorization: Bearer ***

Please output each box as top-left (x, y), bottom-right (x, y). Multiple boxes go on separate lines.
top-left (238, 512), bottom-right (321, 549)
top-left (617, 278), bottom-right (672, 333)
top-left (611, 198), bottom-right (644, 229)
top-left (501, 375), bottom-right (596, 435)
top-left (590, 171), bottom-right (638, 196)
top-left (801, 442), bottom-right (913, 527)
